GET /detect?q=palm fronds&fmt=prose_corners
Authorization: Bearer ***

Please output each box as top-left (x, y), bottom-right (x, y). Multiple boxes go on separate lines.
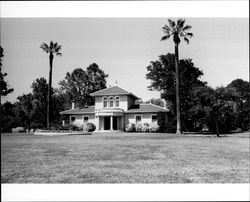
top-left (161, 18), bottom-right (193, 44)
top-left (40, 41), bottom-right (62, 55)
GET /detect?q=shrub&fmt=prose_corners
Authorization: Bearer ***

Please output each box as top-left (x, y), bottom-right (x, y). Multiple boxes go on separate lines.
top-left (149, 123), bottom-right (160, 132)
top-left (12, 127), bottom-right (26, 133)
top-left (157, 112), bottom-right (176, 133)
top-left (125, 123), bottom-right (136, 132)
top-left (79, 122), bottom-right (96, 132)
top-left (60, 123), bottom-right (80, 131)
top-left (135, 123), bottom-right (143, 132)
top-left (82, 122), bottom-right (96, 132)
top-left (141, 123), bottom-right (149, 132)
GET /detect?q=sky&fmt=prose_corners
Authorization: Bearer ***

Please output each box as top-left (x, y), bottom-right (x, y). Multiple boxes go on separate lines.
top-left (1, 17), bottom-right (249, 103)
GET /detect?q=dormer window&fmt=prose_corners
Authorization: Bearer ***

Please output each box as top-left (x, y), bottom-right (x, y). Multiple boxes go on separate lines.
top-left (115, 96), bottom-right (120, 107)
top-left (109, 97), bottom-right (114, 107)
top-left (103, 97), bottom-right (107, 108)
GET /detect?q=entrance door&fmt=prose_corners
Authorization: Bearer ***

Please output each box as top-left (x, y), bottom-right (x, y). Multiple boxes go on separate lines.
top-left (104, 116), bottom-right (110, 130)
top-left (113, 116), bottom-right (118, 130)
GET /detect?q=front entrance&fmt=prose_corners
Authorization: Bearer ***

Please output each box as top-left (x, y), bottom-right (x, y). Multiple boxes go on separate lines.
top-left (101, 116), bottom-right (121, 130)
top-left (104, 116), bottom-right (110, 130)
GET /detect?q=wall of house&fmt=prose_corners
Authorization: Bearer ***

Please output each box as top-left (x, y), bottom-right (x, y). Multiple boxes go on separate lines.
top-left (94, 95), bottom-right (133, 111)
top-left (124, 113), bottom-right (158, 126)
top-left (69, 114), bottom-right (96, 125)
top-left (119, 95), bottom-right (129, 110)
top-left (94, 96), bottom-right (103, 111)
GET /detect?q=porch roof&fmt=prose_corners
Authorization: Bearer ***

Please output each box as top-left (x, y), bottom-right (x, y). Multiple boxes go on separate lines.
top-left (60, 106), bottom-right (95, 115)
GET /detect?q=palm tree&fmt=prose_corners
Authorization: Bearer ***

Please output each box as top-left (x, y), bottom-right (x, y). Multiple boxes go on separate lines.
top-left (40, 41), bottom-right (62, 128)
top-left (161, 19), bottom-right (193, 135)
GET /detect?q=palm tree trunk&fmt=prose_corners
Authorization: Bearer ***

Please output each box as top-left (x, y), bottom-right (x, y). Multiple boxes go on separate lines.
top-left (211, 112), bottom-right (220, 137)
top-left (0, 93), bottom-right (2, 135)
top-left (175, 43), bottom-right (181, 135)
top-left (47, 53), bottom-right (53, 128)
top-left (215, 119), bottom-right (220, 137)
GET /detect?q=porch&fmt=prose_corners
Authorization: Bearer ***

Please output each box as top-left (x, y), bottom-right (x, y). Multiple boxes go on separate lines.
top-left (95, 108), bottom-right (125, 131)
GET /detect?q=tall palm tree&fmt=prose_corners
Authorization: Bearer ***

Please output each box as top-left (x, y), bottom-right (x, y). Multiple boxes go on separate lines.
top-left (40, 41), bottom-right (62, 128)
top-left (161, 19), bottom-right (193, 135)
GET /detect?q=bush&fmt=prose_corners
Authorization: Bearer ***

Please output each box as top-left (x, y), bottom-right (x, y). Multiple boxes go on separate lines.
top-left (141, 123), bottom-right (149, 132)
top-left (12, 127), bottom-right (26, 133)
top-left (149, 123), bottom-right (160, 132)
top-left (135, 123), bottom-right (143, 132)
top-left (38, 123), bottom-right (96, 132)
top-left (125, 123), bottom-right (136, 132)
top-left (81, 122), bottom-right (96, 132)
top-left (59, 124), bottom-right (81, 131)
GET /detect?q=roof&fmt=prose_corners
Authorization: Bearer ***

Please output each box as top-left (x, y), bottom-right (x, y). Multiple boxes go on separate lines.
top-left (90, 85), bottom-right (139, 99)
top-left (60, 104), bottom-right (168, 115)
top-left (60, 106), bottom-right (95, 115)
top-left (125, 104), bottom-right (169, 113)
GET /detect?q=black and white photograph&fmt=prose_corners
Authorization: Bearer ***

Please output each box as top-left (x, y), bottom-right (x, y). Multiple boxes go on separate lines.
top-left (1, 0), bottom-right (249, 201)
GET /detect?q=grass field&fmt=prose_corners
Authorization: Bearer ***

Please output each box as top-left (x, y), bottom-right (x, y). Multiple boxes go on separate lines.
top-left (1, 132), bottom-right (249, 183)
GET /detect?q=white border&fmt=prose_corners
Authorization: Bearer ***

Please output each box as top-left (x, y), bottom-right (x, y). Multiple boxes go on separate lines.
top-left (0, 1), bottom-right (249, 17)
top-left (1, 1), bottom-right (249, 201)
top-left (2, 184), bottom-right (250, 201)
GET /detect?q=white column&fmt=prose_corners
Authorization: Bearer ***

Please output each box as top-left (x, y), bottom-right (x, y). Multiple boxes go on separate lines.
top-left (121, 116), bottom-right (124, 130)
top-left (96, 116), bottom-right (100, 131)
top-left (101, 117), bottom-right (104, 130)
top-left (110, 116), bottom-right (113, 131)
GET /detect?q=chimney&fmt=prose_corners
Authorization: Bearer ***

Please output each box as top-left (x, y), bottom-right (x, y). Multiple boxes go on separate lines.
top-left (72, 102), bottom-right (75, 109)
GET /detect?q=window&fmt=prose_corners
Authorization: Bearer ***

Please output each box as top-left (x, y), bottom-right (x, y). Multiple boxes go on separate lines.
top-left (135, 115), bottom-right (142, 123)
top-left (71, 116), bottom-right (75, 122)
top-left (103, 97), bottom-right (107, 108)
top-left (83, 116), bottom-right (89, 123)
top-left (109, 97), bottom-right (114, 107)
top-left (152, 115), bottom-right (158, 123)
top-left (115, 96), bottom-right (120, 107)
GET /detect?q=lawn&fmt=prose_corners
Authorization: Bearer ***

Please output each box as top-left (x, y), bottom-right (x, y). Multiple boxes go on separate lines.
top-left (1, 132), bottom-right (249, 183)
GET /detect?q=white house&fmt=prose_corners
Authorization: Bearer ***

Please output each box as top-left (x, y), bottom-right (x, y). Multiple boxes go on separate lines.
top-left (60, 85), bottom-right (169, 131)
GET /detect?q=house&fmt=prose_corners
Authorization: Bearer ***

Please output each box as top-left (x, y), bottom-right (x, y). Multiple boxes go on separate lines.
top-left (60, 85), bottom-right (169, 131)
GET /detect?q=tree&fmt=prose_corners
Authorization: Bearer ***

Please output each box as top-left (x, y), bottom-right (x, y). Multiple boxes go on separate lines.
top-left (161, 19), bottom-right (193, 134)
top-left (0, 46), bottom-right (14, 134)
top-left (40, 41), bottom-right (62, 128)
top-left (31, 77), bottom-right (48, 128)
top-left (1, 102), bottom-right (16, 132)
top-left (227, 79), bottom-right (250, 131)
top-left (15, 93), bottom-right (34, 132)
top-left (31, 77), bottom-right (65, 127)
top-left (191, 85), bottom-right (239, 137)
top-left (0, 46), bottom-right (14, 98)
top-left (146, 53), bottom-right (205, 131)
top-left (145, 98), bottom-right (165, 108)
top-left (58, 63), bottom-right (108, 108)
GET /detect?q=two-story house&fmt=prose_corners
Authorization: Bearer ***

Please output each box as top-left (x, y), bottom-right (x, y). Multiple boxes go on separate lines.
top-left (60, 85), bottom-right (168, 131)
